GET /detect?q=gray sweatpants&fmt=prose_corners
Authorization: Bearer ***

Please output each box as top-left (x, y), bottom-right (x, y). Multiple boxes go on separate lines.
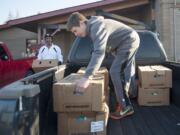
top-left (109, 37), bottom-right (140, 108)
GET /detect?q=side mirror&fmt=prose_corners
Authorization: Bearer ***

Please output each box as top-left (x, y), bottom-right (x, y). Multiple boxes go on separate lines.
top-left (1, 55), bottom-right (9, 61)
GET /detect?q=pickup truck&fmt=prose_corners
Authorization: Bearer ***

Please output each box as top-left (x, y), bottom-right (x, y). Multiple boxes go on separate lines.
top-left (0, 42), bottom-right (35, 88)
top-left (0, 30), bottom-right (180, 135)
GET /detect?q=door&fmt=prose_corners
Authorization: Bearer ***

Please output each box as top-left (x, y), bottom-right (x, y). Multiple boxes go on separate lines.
top-left (0, 45), bottom-right (13, 88)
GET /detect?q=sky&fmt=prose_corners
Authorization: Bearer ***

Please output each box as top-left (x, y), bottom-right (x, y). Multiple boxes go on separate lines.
top-left (0, 0), bottom-right (101, 25)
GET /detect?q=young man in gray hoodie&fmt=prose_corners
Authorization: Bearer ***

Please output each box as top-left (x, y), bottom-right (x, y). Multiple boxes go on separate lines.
top-left (66, 12), bottom-right (140, 119)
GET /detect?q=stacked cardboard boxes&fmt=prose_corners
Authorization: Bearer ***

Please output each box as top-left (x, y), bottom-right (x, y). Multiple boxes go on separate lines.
top-left (58, 104), bottom-right (109, 135)
top-left (77, 67), bottom-right (109, 105)
top-left (138, 65), bottom-right (172, 106)
top-left (53, 73), bottom-right (109, 135)
top-left (32, 59), bottom-right (58, 73)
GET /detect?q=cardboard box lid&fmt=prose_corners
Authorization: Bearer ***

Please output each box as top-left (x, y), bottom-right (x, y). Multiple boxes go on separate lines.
top-left (77, 67), bottom-right (108, 74)
top-left (138, 65), bottom-right (172, 88)
top-left (32, 59), bottom-right (58, 68)
top-left (58, 73), bottom-right (104, 84)
top-left (77, 67), bottom-right (109, 86)
top-left (138, 65), bottom-right (171, 74)
top-left (55, 65), bottom-right (66, 81)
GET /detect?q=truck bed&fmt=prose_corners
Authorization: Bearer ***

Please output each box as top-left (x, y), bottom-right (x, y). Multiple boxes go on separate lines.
top-left (46, 100), bottom-right (180, 135)
top-left (41, 63), bottom-right (180, 135)
top-left (47, 102), bottom-right (180, 135)
top-left (108, 101), bottom-right (180, 135)
top-left (1, 62), bottom-right (180, 135)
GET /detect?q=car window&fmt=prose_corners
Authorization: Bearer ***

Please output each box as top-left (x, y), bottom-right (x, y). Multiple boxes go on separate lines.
top-left (136, 32), bottom-right (161, 59)
top-left (74, 37), bottom-right (93, 61)
top-left (0, 45), bottom-right (9, 61)
top-left (68, 31), bottom-right (166, 65)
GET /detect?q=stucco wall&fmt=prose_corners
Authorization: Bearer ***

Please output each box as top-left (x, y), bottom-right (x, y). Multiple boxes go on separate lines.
top-left (0, 27), bottom-right (37, 59)
top-left (155, 0), bottom-right (180, 61)
top-left (53, 30), bottom-right (75, 62)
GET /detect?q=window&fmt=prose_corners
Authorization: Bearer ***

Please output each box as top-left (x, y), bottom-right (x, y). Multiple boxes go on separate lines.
top-left (0, 45), bottom-right (9, 61)
top-left (26, 39), bottom-right (39, 57)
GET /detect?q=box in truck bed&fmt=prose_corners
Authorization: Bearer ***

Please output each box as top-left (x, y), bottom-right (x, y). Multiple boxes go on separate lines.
top-left (138, 87), bottom-right (170, 106)
top-left (138, 65), bottom-right (172, 106)
top-left (53, 73), bottom-right (105, 112)
top-left (58, 103), bottom-right (109, 135)
top-left (32, 59), bottom-right (58, 73)
top-left (138, 65), bottom-right (172, 88)
top-left (77, 67), bottom-right (109, 105)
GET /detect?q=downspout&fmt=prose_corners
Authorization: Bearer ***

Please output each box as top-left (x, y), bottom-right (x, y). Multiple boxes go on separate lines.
top-left (173, 0), bottom-right (177, 61)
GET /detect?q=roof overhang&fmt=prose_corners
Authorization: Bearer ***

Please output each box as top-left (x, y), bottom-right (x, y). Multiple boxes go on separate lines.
top-left (0, 0), bottom-right (149, 32)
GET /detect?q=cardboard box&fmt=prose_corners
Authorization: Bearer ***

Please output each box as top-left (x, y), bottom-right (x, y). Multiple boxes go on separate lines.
top-left (138, 86), bottom-right (170, 106)
top-left (138, 65), bottom-right (172, 88)
top-left (54, 65), bottom-right (66, 81)
top-left (32, 59), bottom-right (58, 73)
top-left (53, 73), bottom-right (105, 112)
top-left (58, 103), bottom-right (109, 135)
top-left (77, 67), bottom-right (109, 105)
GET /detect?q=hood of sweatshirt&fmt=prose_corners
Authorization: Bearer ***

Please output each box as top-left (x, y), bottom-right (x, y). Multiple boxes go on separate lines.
top-left (86, 16), bottom-right (104, 35)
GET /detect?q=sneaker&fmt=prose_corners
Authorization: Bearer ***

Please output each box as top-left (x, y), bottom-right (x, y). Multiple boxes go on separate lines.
top-left (110, 105), bottom-right (134, 120)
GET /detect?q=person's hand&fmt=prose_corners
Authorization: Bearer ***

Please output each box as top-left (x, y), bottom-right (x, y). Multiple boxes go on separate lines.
top-left (75, 77), bottom-right (90, 94)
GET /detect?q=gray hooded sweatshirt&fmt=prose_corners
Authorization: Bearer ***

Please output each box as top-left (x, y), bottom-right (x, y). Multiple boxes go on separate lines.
top-left (84, 16), bottom-right (138, 78)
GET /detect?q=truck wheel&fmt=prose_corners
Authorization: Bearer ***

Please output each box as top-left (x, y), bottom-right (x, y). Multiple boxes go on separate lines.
top-left (25, 70), bottom-right (34, 77)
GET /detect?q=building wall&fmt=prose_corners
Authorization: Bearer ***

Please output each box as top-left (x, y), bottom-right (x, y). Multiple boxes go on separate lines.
top-left (155, 0), bottom-right (180, 61)
top-left (0, 27), bottom-right (37, 59)
top-left (56, 6), bottom-right (152, 62)
top-left (0, 3), bottom-right (152, 62)
top-left (174, 7), bottom-right (180, 62)
top-left (53, 30), bottom-right (75, 62)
